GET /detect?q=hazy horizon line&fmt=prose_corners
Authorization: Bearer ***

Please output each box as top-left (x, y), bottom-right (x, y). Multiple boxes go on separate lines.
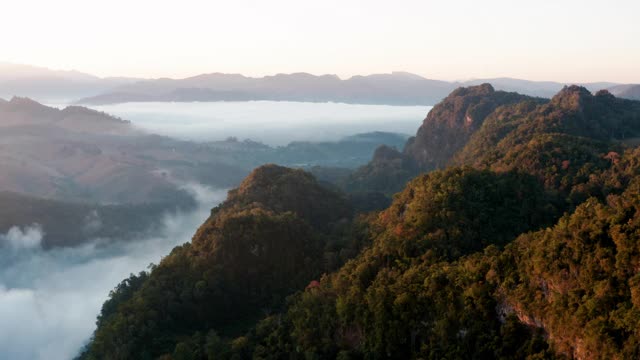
top-left (0, 61), bottom-right (635, 86)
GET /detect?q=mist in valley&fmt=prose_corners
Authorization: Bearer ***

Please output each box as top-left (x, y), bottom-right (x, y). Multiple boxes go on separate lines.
top-left (0, 184), bottom-right (228, 360)
top-left (87, 101), bottom-right (427, 145)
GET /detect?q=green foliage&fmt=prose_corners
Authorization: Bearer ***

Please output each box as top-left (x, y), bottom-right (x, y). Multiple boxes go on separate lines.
top-left (249, 167), bottom-right (557, 359)
top-left (345, 84), bottom-right (540, 196)
top-left (497, 177), bottom-right (640, 358)
top-left (81, 86), bottom-right (640, 360)
top-left (370, 167), bottom-right (555, 260)
top-left (455, 85), bottom-right (640, 206)
top-left (79, 165), bottom-right (357, 359)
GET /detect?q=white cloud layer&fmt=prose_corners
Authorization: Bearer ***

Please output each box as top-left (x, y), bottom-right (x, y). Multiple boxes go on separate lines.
top-left (1, 224), bottom-right (44, 250)
top-left (88, 101), bottom-right (427, 145)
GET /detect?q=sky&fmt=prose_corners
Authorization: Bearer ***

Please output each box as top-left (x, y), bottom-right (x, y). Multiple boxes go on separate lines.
top-left (1, 0), bottom-right (639, 83)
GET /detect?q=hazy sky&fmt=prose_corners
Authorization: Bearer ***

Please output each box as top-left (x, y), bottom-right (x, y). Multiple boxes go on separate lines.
top-left (1, 0), bottom-right (639, 82)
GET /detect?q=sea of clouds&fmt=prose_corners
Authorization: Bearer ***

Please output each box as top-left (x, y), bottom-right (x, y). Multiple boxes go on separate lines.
top-left (89, 101), bottom-right (429, 145)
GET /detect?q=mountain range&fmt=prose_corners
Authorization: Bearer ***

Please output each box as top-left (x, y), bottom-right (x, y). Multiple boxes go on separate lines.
top-left (2, 62), bottom-right (638, 105)
top-left (74, 72), bottom-right (631, 106)
top-left (0, 62), bottom-right (139, 102)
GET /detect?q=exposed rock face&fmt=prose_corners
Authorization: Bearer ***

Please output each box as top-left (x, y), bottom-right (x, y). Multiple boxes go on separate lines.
top-left (403, 83), bottom-right (532, 170)
top-left (497, 300), bottom-right (592, 360)
top-left (342, 84), bottom-right (536, 195)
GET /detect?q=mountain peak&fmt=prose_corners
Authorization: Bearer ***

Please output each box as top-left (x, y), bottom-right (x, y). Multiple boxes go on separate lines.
top-left (450, 83), bottom-right (495, 97)
top-left (9, 96), bottom-right (43, 105)
top-left (595, 89), bottom-right (616, 101)
top-left (557, 84), bottom-right (592, 96)
top-left (227, 164), bottom-right (352, 230)
top-left (403, 83), bottom-right (529, 169)
top-left (235, 164), bottom-right (307, 195)
top-left (551, 85), bottom-right (594, 110)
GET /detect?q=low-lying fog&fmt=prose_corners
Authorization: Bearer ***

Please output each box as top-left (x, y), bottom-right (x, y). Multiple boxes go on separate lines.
top-left (0, 184), bottom-right (228, 360)
top-left (87, 101), bottom-right (429, 145)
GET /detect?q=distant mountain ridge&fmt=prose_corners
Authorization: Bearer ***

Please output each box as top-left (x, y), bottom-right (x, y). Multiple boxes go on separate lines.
top-left (77, 72), bottom-right (631, 106)
top-left (76, 71), bottom-right (454, 106)
top-left (1, 62), bottom-right (637, 105)
top-left (0, 62), bottom-right (140, 102)
top-left (609, 84), bottom-right (640, 100)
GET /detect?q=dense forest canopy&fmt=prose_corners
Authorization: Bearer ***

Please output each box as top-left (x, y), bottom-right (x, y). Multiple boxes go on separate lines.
top-left (79, 85), bottom-right (640, 360)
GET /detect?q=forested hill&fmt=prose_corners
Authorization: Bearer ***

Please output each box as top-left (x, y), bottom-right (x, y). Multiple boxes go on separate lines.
top-left (78, 165), bottom-right (360, 359)
top-left (344, 84), bottom-right (640, 196)
top-left (79, 85), bottom-right (640, 360)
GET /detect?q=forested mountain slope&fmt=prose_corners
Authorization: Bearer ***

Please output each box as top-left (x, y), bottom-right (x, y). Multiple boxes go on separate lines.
top-left (79, 165), bottom-right (360, 359)
top-left (80, 85), bottom-right (640, 360)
